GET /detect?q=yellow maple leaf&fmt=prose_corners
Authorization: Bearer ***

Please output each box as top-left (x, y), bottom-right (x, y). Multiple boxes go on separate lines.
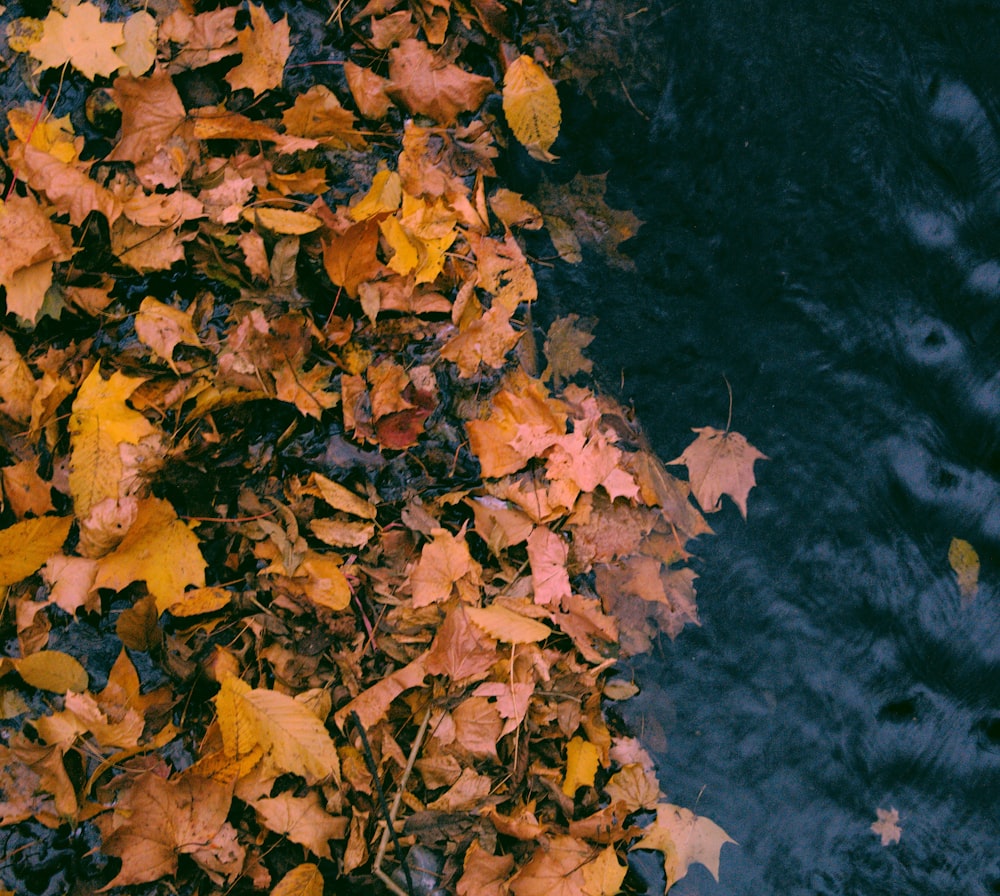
top-left (28, 1), bottom-right (125, 81)
top-left (503, 55), bottom-right (561, 161)
top-left (225, 3), bottom-right (291, 96)
top-left (68, 363), bottom-right (158, 516)
top-left (632, 802), bottom-right (736, 891)
top-left (93, 497), bottom-right (206, 612)
top-left (215, 676), bottom-right (340, 784)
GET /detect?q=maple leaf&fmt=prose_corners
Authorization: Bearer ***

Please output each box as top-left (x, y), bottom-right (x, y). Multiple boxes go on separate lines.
top-left (543, 314), bottom-right (595, 386)
top-left (252, 791), bottom-right (348, 857)
top-left (582, 845), bottom-right (627, 896)
top-left (387, 39), bottom-right (495, 125)
top-left (509, 836), bottom-right (594, 896)
top-left (98, 772), bottom-right (240, 888)
top-left (134, 297), bottom-right (203, 372)
top-left (632, 803), bottom-right (735, 891)
top-left (669, 426), bottom-right (768, 518)
top-left (425, 603), bottom-right (499, 683)
top-left (871, 807), bottom-right (902, 846)
top-left (92, 497), bottom-right (206, 611)
top-left (225, 4), bottom-right (291, 96)
top-left (410, 528), bottom-right (481, 606)
top-left (457, 839), bottom-right (515, 896)
top-left (282, 85), bottom-right (365, 150)
top-left (29, 1), bottom-right (125, 81)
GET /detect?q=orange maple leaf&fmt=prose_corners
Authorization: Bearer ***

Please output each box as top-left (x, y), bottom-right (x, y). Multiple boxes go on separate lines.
top-left (669, 426), bottom-right (768, 518)
top-left (225, 3), bottom-right (291, 96)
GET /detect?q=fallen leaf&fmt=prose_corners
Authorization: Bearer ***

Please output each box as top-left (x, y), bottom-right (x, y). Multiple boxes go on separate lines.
top-left (29, 1), bottom-right (124, 80)
top-left (562, 735), bottom-right (599, 796)
top-left (543, 314), bottom-right (595, 386)
top-left (948, 537), bottom-right (979, 603)
top-left (581, 845), bottom-right (627, 896)
top-left (272, 863), bottom-right (324, 896)
top-left (503, 56), bottom-right (561, 161)
top-left (410, 528), bottom-right (480, 607)
top-left (15, 650), bottom-right (88, 694)
top-left (509, 835), bottom-right (593, 896)
top-left (631, 802), bottom-right (735, 891)
top-left (871, 807), bottom-right (901, 846)
top-left (225, 3), bottom-right (291, 96)
top-left (134, 297), bottom-right (202, 371)
top-left (669, 426), bottom-right (768, 518)
top-left (387, 39), bottom-right (495, 125)
top-left (0, 515), bottom-right (73, 587)
top-left (457, 839), bottom-right (515, 896)
top-left (465, 603), bottom-right (552, 644)
top-left (215, 676), bottom-right (340, 784)
top-left (252, 791), bottom-right (348, 858)
top-left (282, 85), bottom-right (365, 150)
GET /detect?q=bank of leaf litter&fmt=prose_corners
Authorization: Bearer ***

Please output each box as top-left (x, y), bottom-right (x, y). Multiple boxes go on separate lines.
top-left (0, 1), bottom-right (769, 893)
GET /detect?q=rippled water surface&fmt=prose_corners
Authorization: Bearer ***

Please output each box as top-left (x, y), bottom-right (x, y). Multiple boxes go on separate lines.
top-left (538, 0), bottom-right (1000, 892)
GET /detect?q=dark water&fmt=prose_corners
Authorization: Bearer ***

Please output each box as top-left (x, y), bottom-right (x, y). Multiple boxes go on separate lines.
top-left (537, 1), bottom-right (1000, 892)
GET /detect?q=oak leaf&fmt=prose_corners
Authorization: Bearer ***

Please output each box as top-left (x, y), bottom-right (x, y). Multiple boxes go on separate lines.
top-left (669, 426), bottom-right (768, 518)
top-left (29, 1), bottom-right (124, 81)
top-left (215, 676), bottom-right (340, 784)
top-left (631, 803), bottom-right (735, 891)
top-left (225, 4), bottom-right (291, 96)
top-left (503, 56), bottom-right (561, 161)
top-left (387, 39), bottom-right (494, 125)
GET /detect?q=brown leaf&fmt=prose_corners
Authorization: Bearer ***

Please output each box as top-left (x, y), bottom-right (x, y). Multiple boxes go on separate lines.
top-left (387, 39), bottom-right (494, 125)
top-left (282, 85), bottom-right (365, 150)
top-left (99, 773), bottom-right (238, 888)
top-left (224, 4), bottom-right (291, 96)
top-left (322, 218), bottom-right (383, 298)
top-left (252, 791), bottom-right (348, 858)
top-left (509, 836), bottom-right (594, 896)
top-left (345, 60), bottom-right (394, 119)
top-left (457, 839), bottom-right (514, 896)
top-left (669, 426), bottom-right (768, 518)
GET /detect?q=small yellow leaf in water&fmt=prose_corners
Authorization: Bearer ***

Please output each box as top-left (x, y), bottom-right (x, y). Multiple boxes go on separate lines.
top-left (562, 735), bottom-right (599, 796)
top-left (948, 537), bottom-right (979, 602)
top-left (16, 650), bottom-right (88, 693)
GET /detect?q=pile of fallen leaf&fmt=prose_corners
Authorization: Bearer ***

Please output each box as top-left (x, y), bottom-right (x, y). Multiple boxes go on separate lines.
top-left (0, 0), bottom-right (766, 893)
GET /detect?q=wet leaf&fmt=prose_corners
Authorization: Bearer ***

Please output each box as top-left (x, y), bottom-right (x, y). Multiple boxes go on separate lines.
top-left (503, 56), bottom-right (561, 161)
top-left (632, 803), bottom-right (736, 890)
top-left (29, 1), bottom-right (124, 80)
top-left (669, 426), bottom-right (768, 518)
top-left (15, 650), bottom-right (88, 694)
top-left (948, 537), bottom-right (979, 602)
top-left (870, 806), bottom-right (901, 846)
top-left (0, 515), bottom-right (72, 587)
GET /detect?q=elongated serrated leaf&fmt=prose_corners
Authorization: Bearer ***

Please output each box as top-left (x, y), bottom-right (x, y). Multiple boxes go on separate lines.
top-left (16, 650), bottom-right (88, 693)
top-left (0, 515), bottom-right (72, 586)
top-left (241, 206), bottom-right (322, 234)
top-left (465, 604), bottom-right (551, 644)
top-left (215, 676), bottom-right (340, 784)
top-left (503, 55), bottom-right (561, 160)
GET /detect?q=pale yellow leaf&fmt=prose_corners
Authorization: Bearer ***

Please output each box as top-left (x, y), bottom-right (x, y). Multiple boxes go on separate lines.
top-left (16, 650), bottom-right (88, 694)
top-left (632, 803), bottom-right (736, 890)
top-left (582, 845), bottom-right (627, 896)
